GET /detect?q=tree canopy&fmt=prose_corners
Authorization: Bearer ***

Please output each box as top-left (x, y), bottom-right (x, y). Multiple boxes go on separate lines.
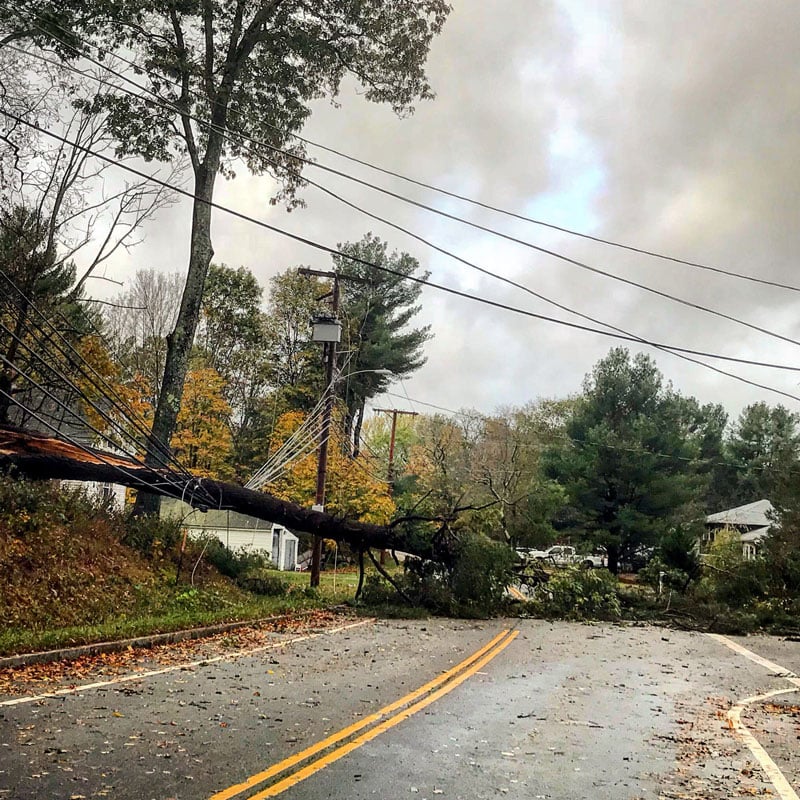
top-left (544, 348), bottom-right (706, 573)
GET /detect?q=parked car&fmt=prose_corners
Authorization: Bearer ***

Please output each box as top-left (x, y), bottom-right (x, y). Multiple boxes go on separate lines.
top-left (516, 545), bottom-right (606, 569)
top-left (618, 547), bottom-right (654, 573)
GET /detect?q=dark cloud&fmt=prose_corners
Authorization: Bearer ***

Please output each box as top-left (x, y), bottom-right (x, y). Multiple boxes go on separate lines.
top-left (99, 1), bottom-right (800, 418)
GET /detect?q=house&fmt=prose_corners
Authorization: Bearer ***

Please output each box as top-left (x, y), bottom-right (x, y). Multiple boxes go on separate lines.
top-left (704, 499), bottom-right (774, 560)
top-left (58, 431), bottom-right (129, 511)
top-left (62, 479), bottom-right (126, 511)
top-left (161, 499), bottom-right (299, 571)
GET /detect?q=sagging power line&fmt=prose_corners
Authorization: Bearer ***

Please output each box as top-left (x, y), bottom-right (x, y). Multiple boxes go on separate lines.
top-left (5, 28), bottom-right (800, 356)
top-left (3, 107), bottom-right (800, 408)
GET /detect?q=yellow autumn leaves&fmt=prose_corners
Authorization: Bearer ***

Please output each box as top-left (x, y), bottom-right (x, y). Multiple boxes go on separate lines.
top-left (265, 411), bottom-right (395, 525)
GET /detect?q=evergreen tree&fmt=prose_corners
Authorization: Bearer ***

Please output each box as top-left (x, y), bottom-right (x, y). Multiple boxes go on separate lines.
top-left (333, 233), bottom-right (431, 455)
top-left (0, 205), bottom-right (90, 426)
top-left (724, 402), bottom-right (800, 506)
top-left (545, 349), bottom-right (704, 573)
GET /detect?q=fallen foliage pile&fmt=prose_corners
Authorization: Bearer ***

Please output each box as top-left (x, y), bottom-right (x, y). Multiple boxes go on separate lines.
top-left (0, 479), bottom-right (158, 631)
top-left (0, 608), bottom-right (356, 697)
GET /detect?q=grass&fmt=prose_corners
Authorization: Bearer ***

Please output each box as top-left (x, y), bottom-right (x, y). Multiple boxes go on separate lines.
top-left (282, 568), bottom-right (360, 597)
top-left (0, 565), bottom-right (432, 656)
top-left (0, 566), bottom-right (363, 658)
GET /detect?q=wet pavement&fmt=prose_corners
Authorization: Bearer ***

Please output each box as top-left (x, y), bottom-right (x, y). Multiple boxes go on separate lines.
top-left (0, 616), bottom-right (797, 799)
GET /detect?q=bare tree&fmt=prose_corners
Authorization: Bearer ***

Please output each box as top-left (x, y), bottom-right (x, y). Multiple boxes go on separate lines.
top-left (0, 47), bottom-right (180, 438)
top-left (0, 47), bottom-right (180, 293)
top-left (104, 269), bottom-right (185, 408)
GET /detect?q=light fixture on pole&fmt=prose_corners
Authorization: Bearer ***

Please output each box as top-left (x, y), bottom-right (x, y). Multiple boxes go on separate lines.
top-left (311, 315), bottom-right (342, 344)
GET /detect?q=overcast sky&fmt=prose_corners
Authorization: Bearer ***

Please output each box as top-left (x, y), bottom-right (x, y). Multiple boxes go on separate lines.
top-left (98, 0), bottom-right (800, 425)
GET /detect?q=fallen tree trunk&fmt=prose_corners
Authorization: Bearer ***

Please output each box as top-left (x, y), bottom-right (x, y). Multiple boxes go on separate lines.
top-left (0, 427), bottom-right (433, 558)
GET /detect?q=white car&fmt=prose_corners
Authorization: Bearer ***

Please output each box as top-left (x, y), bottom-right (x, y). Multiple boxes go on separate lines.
top-left (516, 545), bottom-right (606, 569)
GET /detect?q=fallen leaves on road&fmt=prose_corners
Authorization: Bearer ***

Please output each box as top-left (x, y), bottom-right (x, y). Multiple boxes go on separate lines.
top-left (762, 702), bottom-right (800, 717)
top-left (0, 609), bottom-right (357, 697)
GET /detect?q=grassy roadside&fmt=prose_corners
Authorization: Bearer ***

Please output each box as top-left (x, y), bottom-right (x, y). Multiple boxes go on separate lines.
top-left (0, 569), bottom-right (363, 657)
top-left (0, 477), bottom-right (379, 658)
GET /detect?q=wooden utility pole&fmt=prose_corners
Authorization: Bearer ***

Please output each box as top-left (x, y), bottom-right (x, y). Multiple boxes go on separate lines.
top-left (374, 407), bottom-right (418, 565)
top-left (374, 408), bottom-right (419, 488)
top-left (299, 268), bottom-right (340, 588)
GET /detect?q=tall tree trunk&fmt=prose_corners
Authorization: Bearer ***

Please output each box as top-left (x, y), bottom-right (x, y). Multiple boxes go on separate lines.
top-left (133, 161), bottom-right (219, 516)
top-left (351, 400), bottom-right (365, 458)
top-left (607, 543), bottom-right (620, 575)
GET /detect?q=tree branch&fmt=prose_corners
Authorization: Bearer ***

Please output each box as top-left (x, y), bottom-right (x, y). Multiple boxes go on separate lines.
top-left (167, 3), bottom-right (199, 171)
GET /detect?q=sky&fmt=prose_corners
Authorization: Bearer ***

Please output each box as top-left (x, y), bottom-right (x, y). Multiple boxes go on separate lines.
top-left (93, 0), bottom-right (800, 425)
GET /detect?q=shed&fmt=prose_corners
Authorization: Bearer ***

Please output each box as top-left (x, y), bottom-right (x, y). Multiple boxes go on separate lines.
top-left (161, 499), bottom-right (299, 571)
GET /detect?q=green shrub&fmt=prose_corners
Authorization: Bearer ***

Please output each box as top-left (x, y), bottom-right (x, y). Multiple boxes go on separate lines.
top-left (699, 530), bottom-right (767, 606)
top-left (402, 557), bottom-right (455, 613)
top-left (360, 573), bottom-right (397, 606)
top-left (237, 569), bottom-right (289, 596)
top-left (639, 558), bottom-right (691, 594)
top-left (752, 598), bottom-right (800, 634)
top-left (448, 533), bottom-right (517, 615)
top-left (121, 514), bottom-right (182, 559)
top-left (361, 533), bottom-right (516, 617)
top-left (0, 475), bottom-right (112, 534)
top-left (527, 567), bottom-right (621, 620)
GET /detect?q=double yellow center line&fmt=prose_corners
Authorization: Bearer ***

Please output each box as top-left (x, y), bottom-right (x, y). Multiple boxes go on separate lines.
top-left (210, 627), bottom-right (519, 800)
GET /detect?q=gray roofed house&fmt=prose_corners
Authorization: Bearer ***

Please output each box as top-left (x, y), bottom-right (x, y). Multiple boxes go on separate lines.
top-left (704, 498), bottom-right (774, 560)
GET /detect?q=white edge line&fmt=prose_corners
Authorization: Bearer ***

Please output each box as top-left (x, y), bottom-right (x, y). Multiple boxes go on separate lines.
top-left (0, 619), bottom-right (373, 708)
top-left (706, 633), bottom-right (798, 678)
top-left (707, 633), bottom-right (799, 800)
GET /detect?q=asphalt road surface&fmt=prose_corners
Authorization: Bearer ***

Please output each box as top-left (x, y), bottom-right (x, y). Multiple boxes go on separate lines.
top-left (1, 614), bottom-right (798, 799)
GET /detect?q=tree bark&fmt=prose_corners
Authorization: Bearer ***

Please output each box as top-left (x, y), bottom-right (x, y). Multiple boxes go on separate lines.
top-left (607, 543), bottom-right (620, 575)
top-left (351, 400), bottom-right (365, 458)
top-left (0, 426), bottom-right (432, 558)
top-left (133, 161), bottom-right (219, 516)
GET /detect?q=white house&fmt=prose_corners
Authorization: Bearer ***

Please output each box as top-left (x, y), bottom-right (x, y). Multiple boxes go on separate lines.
top-left (160, 499), bottom-right (299, 570)
top-left (62, 479), bottom-right (127, 511)
top-left (704, 499), bottom-right (774, 560)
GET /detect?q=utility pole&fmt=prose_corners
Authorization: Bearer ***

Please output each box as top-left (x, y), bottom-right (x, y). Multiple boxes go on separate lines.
top-left (374, 407), bottom-right (418, 565)
top-left (374, 408), bottom-right (419, 488)
top-left (299, 268), bottom-right (340, 588)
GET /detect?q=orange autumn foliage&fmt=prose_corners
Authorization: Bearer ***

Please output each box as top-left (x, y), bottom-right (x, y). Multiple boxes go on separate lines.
top-left (170, 367), bottom-right (233, 478)
top-left (266, 410), bottom-right (395, 525)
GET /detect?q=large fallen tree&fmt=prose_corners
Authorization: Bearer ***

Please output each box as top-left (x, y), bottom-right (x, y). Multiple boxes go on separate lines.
top-left (0, 426), bottom-right (436, 559)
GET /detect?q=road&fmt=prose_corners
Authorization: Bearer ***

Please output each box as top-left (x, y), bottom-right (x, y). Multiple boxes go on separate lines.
top-left (0, 614), bottom-right (798, 799)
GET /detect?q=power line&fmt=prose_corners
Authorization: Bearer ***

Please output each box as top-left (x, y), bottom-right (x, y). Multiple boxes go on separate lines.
top-left (3, 12), bottom-right (795, 297)
top-left (3, 107), bottom-right (800, 408)
top-left (246, 398), bottom-right (329, 490)
top-left (301, 179), bottom-right (800, 400)
top-left (5, 36), bottom-right (800, 403)
top-left (6, 34), bottom-right (799, 354)
top-left (0, 353), bottom-right (191, 498)
top-left (6, 29), bottom-right (800, 401)
top-left (0, 264), bottom-right (205, 487)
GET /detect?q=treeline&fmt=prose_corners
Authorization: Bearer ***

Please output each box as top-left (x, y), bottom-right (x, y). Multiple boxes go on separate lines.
top-left (363, 348), bottom-right (800, 617)
top-left (375, 348), bottom-right (798, 557)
